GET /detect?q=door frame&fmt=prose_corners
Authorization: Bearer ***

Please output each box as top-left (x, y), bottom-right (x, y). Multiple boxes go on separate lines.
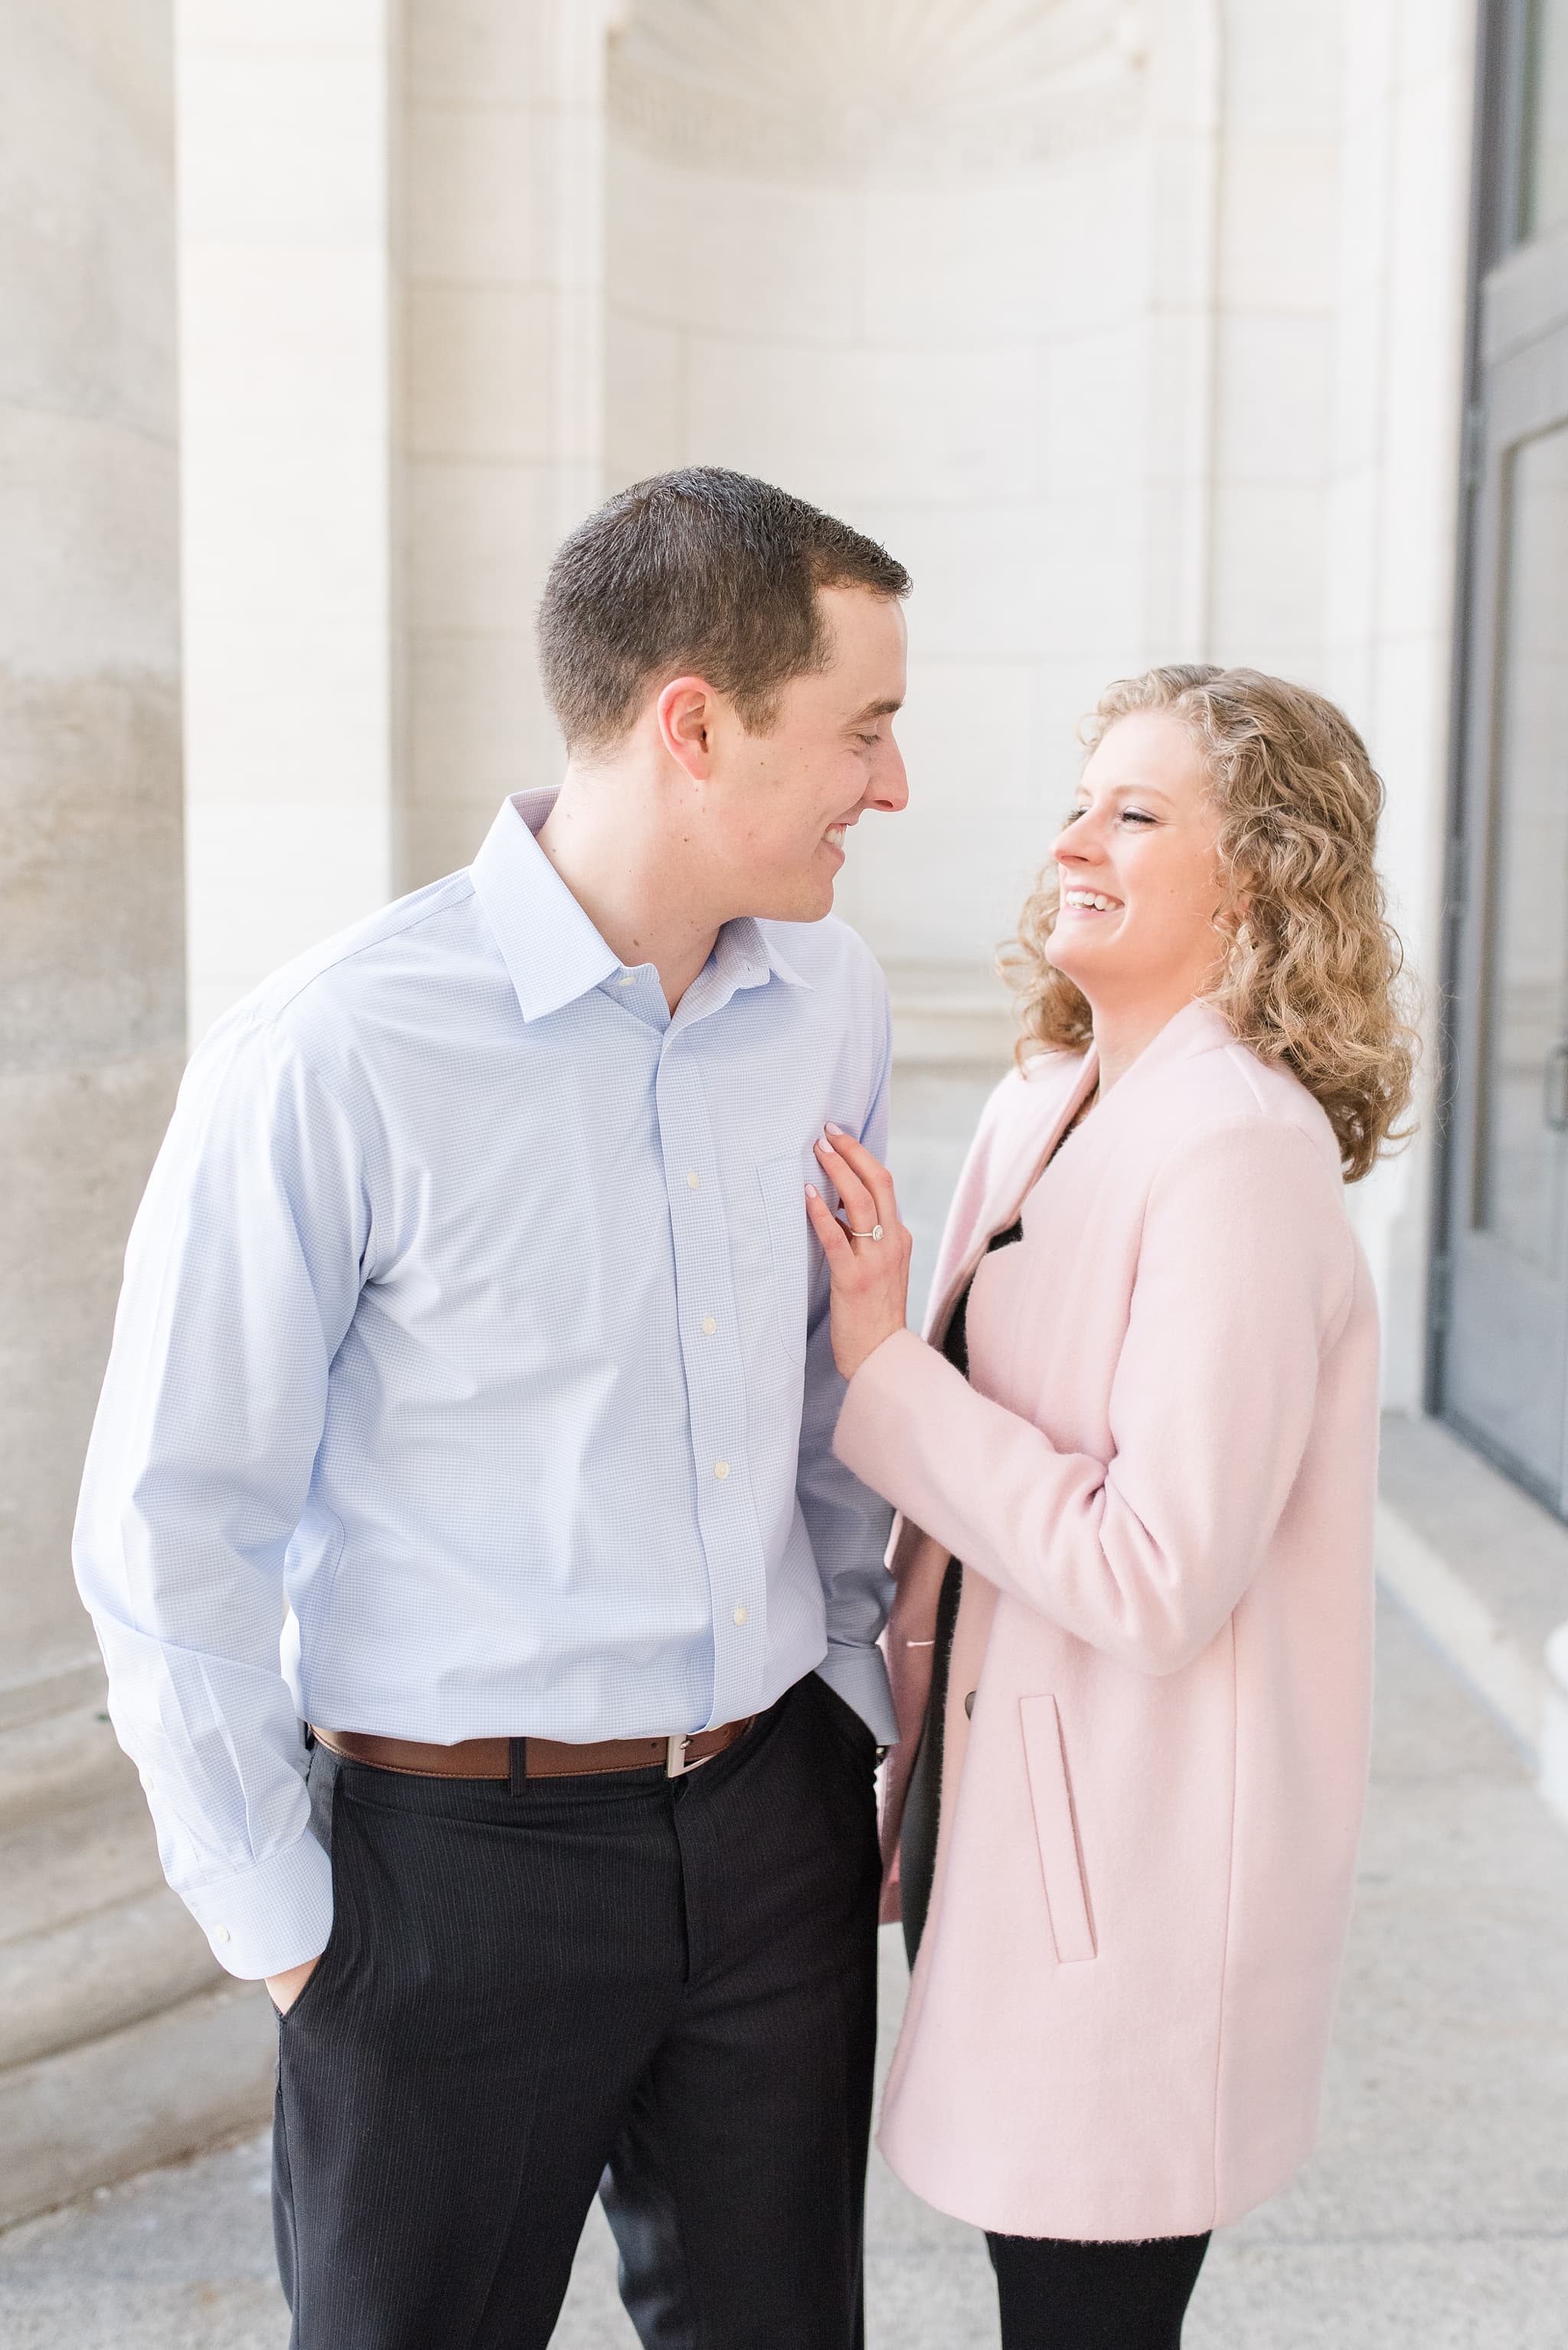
top-left (1431, 0), bottom-right (1568, 1514)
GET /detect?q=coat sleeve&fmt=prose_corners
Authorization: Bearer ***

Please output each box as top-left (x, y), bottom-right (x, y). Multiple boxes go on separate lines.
top-left (833, 1117), bottom-right (1357, 1676)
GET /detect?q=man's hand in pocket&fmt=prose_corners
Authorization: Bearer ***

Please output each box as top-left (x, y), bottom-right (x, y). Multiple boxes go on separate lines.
top-left (266, 1956), bottom-right (320, 2015)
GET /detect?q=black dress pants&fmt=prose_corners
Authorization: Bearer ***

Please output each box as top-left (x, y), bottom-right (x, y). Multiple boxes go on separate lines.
top-left (273, 1673), bottom-right (882, 2350)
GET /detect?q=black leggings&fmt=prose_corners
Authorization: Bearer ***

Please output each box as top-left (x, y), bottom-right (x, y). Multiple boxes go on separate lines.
top-left (986, 2228), bottom-right (1211, 2349)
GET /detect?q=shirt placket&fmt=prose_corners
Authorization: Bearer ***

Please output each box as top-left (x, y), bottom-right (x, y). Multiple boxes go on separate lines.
top-left (655, 1028), bottom-right (767, 1729)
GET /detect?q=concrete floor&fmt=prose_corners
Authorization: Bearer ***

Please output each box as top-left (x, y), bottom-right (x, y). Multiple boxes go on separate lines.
top-left (2, 1594), bottom-right (1565, 2348)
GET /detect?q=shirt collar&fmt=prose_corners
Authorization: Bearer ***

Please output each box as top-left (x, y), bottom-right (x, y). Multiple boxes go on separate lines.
top-left (710, 916), bottom-right (810, 999)
top-left (469, 793), bottom-right (811, 1022)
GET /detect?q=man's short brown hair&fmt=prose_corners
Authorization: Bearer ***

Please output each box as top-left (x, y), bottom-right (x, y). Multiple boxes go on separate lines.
top-left (537, 467), bottom-right (910, 753)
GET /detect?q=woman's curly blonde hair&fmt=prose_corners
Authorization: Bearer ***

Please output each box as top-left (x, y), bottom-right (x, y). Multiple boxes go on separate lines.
top-left (1003, 664), bottom-right (1419, 1182)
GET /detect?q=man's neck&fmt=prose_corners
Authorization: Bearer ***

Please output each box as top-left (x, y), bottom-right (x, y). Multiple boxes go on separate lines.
top-left (535, 764), bottom-right (724, 1012)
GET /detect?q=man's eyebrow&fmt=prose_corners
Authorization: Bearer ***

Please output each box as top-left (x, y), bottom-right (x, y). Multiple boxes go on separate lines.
top-left (849, 697), bottom-right (903, 721)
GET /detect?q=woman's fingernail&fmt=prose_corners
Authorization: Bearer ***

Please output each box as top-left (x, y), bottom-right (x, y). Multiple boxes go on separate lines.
top-left (825, 1122), bottom-right (846, 1136)
top-left (815, 1137), bottom-right (831, 1155)
top-left (805, 1182), bottom-right (820, 1199)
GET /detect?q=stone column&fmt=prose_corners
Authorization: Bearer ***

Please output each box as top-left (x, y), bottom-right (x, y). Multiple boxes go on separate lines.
top-left (1318, 0), bottom-right (1475, 1405)
top-left (400, 0), bottom-right (616, 890)
top-left (0, 0), bottom-right (273, 2227)
top-left (178, 1), bottom-right (400, 1046)
top-left (606, 0), bottom-right (1151, 979)
top-left (603, 0), bottom-right (1147, 1289)
top-left (178, 0), bottom-right (619, 1021)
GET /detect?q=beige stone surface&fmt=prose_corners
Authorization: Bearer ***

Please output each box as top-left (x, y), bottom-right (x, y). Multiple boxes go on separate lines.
top-left (0, 0), bottom-right (240, 2227)
top-left (0, 1056), bottom-right (183, 1674)
top-left (0, 0), bottom-right (1514, 2252)
top-left (0, 1984), bottom-right (276, 2232)
top-left (0, 2), bottom-right (176, 435)
top-left (0, 679), bottom-right (183, 1065)
top-left (1, 0), bottom-right (185, 1688)
top-left (176, 1), bottom-right (397, 1047)
top-left (167, 0), bottom-right (1476, 1413)
top-left (398, 0), bottom-right (609, 895)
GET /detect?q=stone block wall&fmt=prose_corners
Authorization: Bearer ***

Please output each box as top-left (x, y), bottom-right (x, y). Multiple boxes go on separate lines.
top-left (0, 0), bottom-right (276, 2229)
top-left (0, 0), bottom-right (1484, 2223)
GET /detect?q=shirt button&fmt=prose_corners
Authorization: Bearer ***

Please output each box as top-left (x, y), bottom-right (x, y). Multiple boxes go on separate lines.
top-left (213, 1924), bottom-right (230, 1943)
top-left (701, 1316), bottom-right (717, 1335)
top-left (714, 1460), bottom-right (730, 1480)
top-left (617, 972), bottom-right (635, 988)
top-left (687, 1171), bottom-right (700, 1190)
top-left (733, 1605), bottom-right (748, 1626)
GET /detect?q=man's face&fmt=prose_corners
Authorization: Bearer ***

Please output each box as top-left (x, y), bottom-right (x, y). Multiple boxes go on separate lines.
top-left (706, 585), bottom-right (910, 923)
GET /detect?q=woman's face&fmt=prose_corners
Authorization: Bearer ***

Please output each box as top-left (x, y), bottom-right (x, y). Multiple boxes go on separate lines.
top-left (1044, 710), bottom-right (1228, 1016)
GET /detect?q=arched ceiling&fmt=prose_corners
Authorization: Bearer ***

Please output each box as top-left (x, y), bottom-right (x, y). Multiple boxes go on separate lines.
top-left (608, 0), bottom-right (1146, 178)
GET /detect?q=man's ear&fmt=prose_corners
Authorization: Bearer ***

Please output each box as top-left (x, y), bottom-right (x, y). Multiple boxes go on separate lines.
top-left (656, 675), bottom-right (720, 781)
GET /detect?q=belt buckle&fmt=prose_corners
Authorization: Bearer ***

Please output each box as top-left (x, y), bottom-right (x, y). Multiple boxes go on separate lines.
top-left (665, 1732), bottom-right (715, 1778)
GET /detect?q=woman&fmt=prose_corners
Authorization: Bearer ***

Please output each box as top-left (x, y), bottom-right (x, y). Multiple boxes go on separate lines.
top-left (803, 665), bottom-right (1416, 2348)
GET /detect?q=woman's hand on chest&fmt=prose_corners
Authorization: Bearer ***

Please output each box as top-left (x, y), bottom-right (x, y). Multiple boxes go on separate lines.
top-left (804, 1127), bottom-right (914, 1381)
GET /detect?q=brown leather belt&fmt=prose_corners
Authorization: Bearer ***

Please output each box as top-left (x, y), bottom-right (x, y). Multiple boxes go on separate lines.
top-left (312, 1719), bottom-right (755, 1782)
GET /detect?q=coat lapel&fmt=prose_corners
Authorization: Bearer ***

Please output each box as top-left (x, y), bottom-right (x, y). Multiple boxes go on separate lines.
top-left (874, 1001), bottom-right (1236, 1906)
top-left (922, 1047), bottom-right (1100, 1352)
top-left (877, 1045), bottom-right (1096, 1907)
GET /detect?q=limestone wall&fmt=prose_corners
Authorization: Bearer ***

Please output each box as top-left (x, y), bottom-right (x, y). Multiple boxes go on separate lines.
top-left (606, 0), bottom-right (1152, 983)
top-left (0, 0), bottom-right (275, 2228)
top-left (177, 0), bottom-right (400, 1048)
top-left (399, 0), bottom-right (615, 890)
top-left (1319, 0), bottom-right (1476, 1410)
top-left (0, 0), bottom-right (1484, 2224)
top-left (172, 0), bottom-right (1476, 1377)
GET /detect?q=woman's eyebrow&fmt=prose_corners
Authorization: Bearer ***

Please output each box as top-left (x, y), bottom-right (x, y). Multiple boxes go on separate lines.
top-left (1086, 782), bottom-right (1177, 806)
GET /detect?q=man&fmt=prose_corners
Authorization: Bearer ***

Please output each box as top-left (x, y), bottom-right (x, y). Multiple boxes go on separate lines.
top-left (74, 469), bottom-right (911, 2348)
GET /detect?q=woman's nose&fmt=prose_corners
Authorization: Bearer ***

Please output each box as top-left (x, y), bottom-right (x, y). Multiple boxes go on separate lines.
top-left (1050, 810), bottom-right (1109, 867)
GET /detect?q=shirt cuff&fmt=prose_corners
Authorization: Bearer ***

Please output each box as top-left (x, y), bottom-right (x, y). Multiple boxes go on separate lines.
top-left (815, 1640), bottom-right (898, 1745)
top-left (181, 1832), bottom-right (335, 1981)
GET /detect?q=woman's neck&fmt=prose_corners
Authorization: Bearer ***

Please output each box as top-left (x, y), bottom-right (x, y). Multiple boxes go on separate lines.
top-left (1086, 990), bottom-right (1200, 1095)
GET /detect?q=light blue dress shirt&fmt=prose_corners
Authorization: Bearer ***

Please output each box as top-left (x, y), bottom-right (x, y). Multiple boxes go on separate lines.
top-left (74, 793), bottom-right (897, 1980)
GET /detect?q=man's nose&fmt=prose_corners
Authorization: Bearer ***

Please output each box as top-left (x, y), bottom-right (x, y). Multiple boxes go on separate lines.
top-left (868, 744), bottom-right (909, 815)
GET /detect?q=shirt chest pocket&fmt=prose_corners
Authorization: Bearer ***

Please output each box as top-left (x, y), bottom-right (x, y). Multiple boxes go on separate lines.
top-left (756, 1153), bottom-right (811, 1366)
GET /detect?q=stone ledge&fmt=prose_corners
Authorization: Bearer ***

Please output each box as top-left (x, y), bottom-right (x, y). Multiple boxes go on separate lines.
top-left (1378, 1410), bottom-right (1568, 1668)
top-left (3, 1783), bottom-right (168, 1946)
top-left (0, 1694), bottom-right (128, 1829)
top-left (0, 1887), bottom-right (224, 2071)
top-left (0, 1659), bottom-right (107, 1736)
top-left (0, 1979), bottom-right (276, 2231)
top-left (882, 960), bottom-right (1017, 1071)
top-left (1377, 1411), bottom-right (1568, 1825)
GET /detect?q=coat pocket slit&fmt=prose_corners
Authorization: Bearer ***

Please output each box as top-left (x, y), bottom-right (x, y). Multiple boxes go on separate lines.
top-left (1020, 1695), bottom-right (1096, 1965)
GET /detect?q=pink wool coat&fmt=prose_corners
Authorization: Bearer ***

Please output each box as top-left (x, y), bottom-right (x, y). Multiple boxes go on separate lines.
top-left (831, 1002), bottom-right (1380, 2242)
